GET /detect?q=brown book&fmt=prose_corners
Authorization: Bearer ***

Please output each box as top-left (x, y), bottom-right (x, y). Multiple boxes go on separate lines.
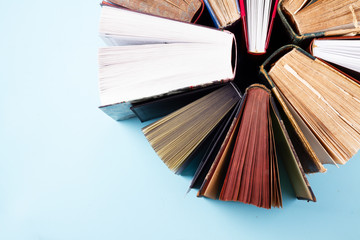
top-left (103, 0), bottom-right (204, 23)
top-left (261, 45), bottom-right (360, 165)
top-left (278, 0), bottom-right (360, 44)
top-left (203, 0), bottom-right (240, 28)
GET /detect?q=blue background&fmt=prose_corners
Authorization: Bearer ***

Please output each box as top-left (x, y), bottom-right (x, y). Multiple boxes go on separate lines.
top-left (1, 1), bottom-right (359, 239)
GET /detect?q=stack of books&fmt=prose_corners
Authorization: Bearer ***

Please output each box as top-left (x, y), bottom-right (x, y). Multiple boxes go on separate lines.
top-left (97, 0), bottom-right (360, 209)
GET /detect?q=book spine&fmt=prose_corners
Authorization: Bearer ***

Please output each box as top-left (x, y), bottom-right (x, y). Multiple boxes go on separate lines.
top-left (203, 0), bottom-right (220, 28)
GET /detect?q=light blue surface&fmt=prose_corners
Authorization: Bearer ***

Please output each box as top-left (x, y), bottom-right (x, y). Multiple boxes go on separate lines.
top-left (1, 1), bottom-right (360, 239)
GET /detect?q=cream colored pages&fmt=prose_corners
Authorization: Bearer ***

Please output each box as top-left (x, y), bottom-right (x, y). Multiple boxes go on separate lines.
top-left (99, 40), bottom-right (235, 106)
top-left (142, 85), bottom-right (240, 172)
top-left (277, 89), bottom-right (336, 165)
top-left (109, 0), bottom-right (202, 22)
top-left (292, 0), bottom-right (360, 34)
top-left (269, 49), bottom-right (360, 164)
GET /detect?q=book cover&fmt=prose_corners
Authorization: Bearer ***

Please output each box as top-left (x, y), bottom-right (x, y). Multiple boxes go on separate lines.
top-left (260, 44), bottom-right (360, 166)
top-left (278, 0), bottom-right (360, 45)
top-left (98, 6), bottom-right (237, 120)
top-left (203, 0), bottom-right (240, 28)
top-left (102, 0), bottom-right (205, 23)
top-left (309, 36), bottom-right (360, 80)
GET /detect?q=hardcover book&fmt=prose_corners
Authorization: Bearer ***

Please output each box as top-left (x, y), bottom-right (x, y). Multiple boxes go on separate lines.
top-left (203, 0), bottom-right (241, 28)
top-left (96, 0), bottom-right (360, 209)
top-left (260, 45), bottom-right (360, 166)
top-left (278, 0), bottom-right (360, 45)
top-left (310, 36), bottom-right (360, 78)
top-left (239, 0), bottom-right (279, 54)
top-left (98, 6), bottom-right (237, 120)
top-left (101, 0), bottom-right (204, 23)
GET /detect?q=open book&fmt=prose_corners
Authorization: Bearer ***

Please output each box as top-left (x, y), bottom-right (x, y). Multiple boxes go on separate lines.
top-left (98, 6), bottom-right (236, 120)
top-left (279, 0), bottom-right (360, 44)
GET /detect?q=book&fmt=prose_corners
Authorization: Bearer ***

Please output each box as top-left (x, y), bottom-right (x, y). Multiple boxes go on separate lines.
top-left (260, 45), bottom-right (360, 165)
top-left (102, 0), bottom-right (204, 23)
top-left (131, 84), bottom-right (224, 122)
top-left (197, 84), bottom-right (283, 208)
top-left (203, 0), bottom-right (240, 28)
top-left (142, 83), bottom-right (317, 208)
top-left (98, 6), bottom-right (236, 120)
top-left (239, 0), bottom-right (279, 54)
top-left (99, 5), bottom-right (236, 46)
top-left (310, 36), bottom-right (360, 75)
top-left (142, 83), bottom-right (241, 173)
top-left (278, 0), bottom-right (360, 44)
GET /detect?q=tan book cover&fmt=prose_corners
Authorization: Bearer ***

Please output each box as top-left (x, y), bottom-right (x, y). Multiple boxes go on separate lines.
top-left (107, 0), bottom-right (203, 22)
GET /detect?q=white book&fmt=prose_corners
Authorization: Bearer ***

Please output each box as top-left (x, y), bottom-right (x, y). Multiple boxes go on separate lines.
top-left (100, 5), bottom-right (235, 46)
top-left (312, 38), bottom-right (360, 74)
top-left (98, 6), bottom-right (237, 120)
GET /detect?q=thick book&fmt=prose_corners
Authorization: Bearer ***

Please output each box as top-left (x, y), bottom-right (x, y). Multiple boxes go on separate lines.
top-left (142, 83), bottom-right (317, 208)
top-left (239, 0), bottom-right (279, 54)
top-left (260, 45), bottom-right (360, 166)
top-left (98, 6), bottom-right (237, 120)
top-left (203, 0), bottom-right (240, 28)
top-left (278, 0), bottom-right (360, 45)
top-left (309, 36), bottom-right (360, 78)
top-left (101, 0), bottom-right (204, 23)
top-left (99, 5), bottom-right (236, 46)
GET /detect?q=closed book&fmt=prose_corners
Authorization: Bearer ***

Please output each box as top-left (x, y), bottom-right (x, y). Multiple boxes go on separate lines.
top-left (102, 0), bottom-right (204, 23)
top-left (203, 0), bottom-right (240, 28)
top-left (278, 0), bottom-right (360, 45)
top-left (98, 6), bottom-right (237, 121)
top-left (239, 0), bottom-right (279, 54)
top-left (260, 44), bottom-right (360, 167)
top-left (197, 84), bottom-right (315, 207)
top-left (309, 36), bottom-right (360, 80)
